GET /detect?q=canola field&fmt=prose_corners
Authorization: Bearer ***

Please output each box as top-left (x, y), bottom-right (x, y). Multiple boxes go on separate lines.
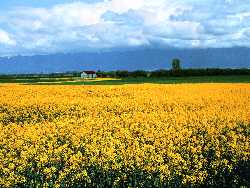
top-left (0, 84), bottom-right (249, 187)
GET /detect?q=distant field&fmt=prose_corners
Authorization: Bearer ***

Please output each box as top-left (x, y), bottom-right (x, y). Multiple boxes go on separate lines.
top-left (0, 75), bottom-right (250, 85)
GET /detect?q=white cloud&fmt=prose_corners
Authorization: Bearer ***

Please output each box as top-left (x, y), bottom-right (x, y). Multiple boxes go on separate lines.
top-left (0, 29), bottom-right (16, 46)
top-left (0, 0), bottom-right (250, 56)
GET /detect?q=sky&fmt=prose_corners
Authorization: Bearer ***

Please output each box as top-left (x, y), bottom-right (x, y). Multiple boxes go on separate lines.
top-left (0, 0), bottom-right (250, 56)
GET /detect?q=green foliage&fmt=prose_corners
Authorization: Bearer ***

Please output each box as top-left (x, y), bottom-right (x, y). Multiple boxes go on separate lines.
top-left (171, 58), bottom-right (182, 71)
top-left (151, 69), bottom-right (170, 77)
top-left (116, 70), bottom-right (130, 78)
top-left (130, 70), bottom-right (148, 77)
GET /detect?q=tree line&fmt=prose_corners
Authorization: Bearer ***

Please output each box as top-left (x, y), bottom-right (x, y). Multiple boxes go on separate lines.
top-left (96, 68), bottom-right (250, 78)
top-left (97, 59), bottom-right (250, 78)
top-left (0, 59), bottom-right (249, 79)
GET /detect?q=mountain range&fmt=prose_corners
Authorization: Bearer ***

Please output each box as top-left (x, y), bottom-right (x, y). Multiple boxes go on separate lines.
top-left (0, 48), bottom-right (250, 74)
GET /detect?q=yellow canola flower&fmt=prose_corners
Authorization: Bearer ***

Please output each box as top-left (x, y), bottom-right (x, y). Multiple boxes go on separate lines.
top-left (0, 83), bottom-right (249, 187)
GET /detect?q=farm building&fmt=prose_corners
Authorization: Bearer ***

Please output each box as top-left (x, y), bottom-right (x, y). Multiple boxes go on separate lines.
top-left (81, 71), bottom-right (97, 79)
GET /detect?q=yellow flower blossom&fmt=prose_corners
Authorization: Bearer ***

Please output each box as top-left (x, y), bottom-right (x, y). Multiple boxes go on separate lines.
top-left (0, 83), bottom-right (249, 187)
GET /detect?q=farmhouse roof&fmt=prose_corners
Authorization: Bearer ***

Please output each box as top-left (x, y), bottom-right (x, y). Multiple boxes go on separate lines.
top-left (82, 71), bottom-right (96, 74)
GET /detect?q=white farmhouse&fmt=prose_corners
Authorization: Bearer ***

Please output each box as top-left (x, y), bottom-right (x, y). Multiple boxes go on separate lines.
top-left (81, 71), bottom-right (97, 79)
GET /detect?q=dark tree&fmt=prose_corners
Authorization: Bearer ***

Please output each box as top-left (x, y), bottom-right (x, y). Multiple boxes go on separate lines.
top-left (116, 70), bottom-right (129, 78)
top-left (171, 58), bottom-right (181, 71)
top-left (130, 70), bottom-right (148, 77)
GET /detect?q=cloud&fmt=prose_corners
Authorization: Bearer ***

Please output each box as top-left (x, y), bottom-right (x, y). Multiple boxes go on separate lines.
top-left (0, 29), bottom-right (16, 46)
top-left (0, 0), bottom-right (250, 56)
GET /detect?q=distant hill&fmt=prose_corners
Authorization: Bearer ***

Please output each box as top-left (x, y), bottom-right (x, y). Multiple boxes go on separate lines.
top-left (0, 48), bottom-right (250, 74)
